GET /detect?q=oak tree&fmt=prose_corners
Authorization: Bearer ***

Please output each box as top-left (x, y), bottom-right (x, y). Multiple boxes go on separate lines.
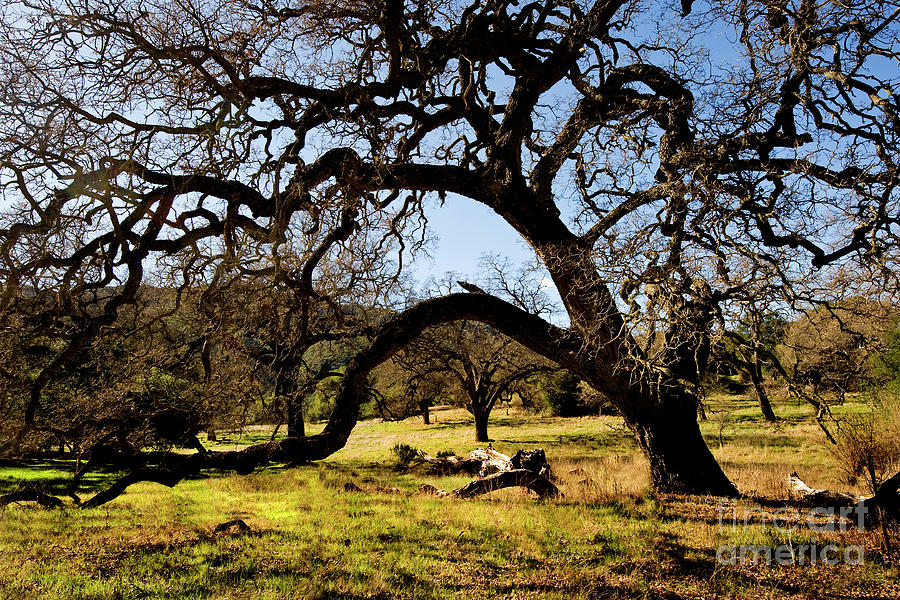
top-left (394, 319), bottom-right (548, 441)
top-left (1, 0), bottom-right (898, 504)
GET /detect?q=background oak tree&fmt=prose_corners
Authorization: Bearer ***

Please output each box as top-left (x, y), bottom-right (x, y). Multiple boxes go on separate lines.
top-left (394, 319), bottom-right (549, 442)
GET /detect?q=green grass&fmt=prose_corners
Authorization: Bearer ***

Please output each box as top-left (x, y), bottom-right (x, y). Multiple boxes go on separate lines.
top-left (1, 396), bottom-right (898, 599)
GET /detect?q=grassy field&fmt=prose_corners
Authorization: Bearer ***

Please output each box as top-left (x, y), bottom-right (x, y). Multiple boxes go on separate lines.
top-left (1, 393), bottom-right (898, 599)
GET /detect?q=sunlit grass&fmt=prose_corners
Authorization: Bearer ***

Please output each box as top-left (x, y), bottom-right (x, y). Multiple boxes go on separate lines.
top-left (2, 395), bottom-right (898, 599)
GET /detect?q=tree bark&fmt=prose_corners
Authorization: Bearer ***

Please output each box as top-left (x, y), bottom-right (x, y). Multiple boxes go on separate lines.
top-left (282, 373), bottom-right (305, 438)
top-left (453, 469), bottom-right (559, 499)
top-left (287, 398), bottom-right (305, 438)
top-left (473, 409), bottom-right (490, 443)
top-left (421, 400), bottom-right (430, 425)
top-left (627, 397), bottom-right (739, 497)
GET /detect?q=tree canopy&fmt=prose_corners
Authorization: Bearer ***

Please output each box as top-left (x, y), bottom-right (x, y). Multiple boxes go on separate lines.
top-left (1, 0), bottom-right (898, 504)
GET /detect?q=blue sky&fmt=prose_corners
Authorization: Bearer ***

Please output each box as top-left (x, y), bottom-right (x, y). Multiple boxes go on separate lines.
top-left (412, 196), bottom-right (534, 282)
top-left (409, 195), bottom-right (569, 324)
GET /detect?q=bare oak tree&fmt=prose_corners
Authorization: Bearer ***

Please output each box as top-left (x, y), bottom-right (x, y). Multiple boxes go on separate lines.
top-left (0, 0), bottom-right (898, 505)
top-left (395, 320), bottom-right (548, 442)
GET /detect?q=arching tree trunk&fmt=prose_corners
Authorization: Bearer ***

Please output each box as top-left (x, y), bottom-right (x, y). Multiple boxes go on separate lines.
top-left (81, 294), bottom-right (739, 507)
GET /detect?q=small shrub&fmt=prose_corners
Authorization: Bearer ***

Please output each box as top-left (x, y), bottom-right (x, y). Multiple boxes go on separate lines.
top-left (830, 394), bottom-right (900, 493)
top-left (390, 443), bottom-right (421, 470)
top-left (436, 449), bottom-right (455, 458)
top-left (539, 370), bottom-right (581, 416)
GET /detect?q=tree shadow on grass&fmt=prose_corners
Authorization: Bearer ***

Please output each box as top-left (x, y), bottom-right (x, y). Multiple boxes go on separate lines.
top-left (39, 525), bottom-right (501, 599)
top-left (0, 458), bottom-right (115, 495)
top-left (0, 456), bottom-right (226, 498)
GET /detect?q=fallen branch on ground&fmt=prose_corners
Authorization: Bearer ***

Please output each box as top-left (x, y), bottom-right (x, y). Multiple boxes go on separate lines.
top-left (788, 472), bottom-right (860, 506)
top-left (417, 446), bottom-right (513, 476)
top-left (418, 448), bottom-right (559, 499)
top-left (452, 469), bottom-right (560, 498)
top-left (789, 471), bottom-right (900, 525)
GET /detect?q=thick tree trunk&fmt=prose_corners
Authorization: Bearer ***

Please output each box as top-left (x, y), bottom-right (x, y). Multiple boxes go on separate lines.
top-left (287, 398), bottom-right (305, 438)
top-left (421, 400), bottom-right (430, 425)
top-left (522, 227), bottom-right (739, 497)
top-left (628, 399), bottom-right (739, 497)
top-left (473, 409), bottom-right (490, 442)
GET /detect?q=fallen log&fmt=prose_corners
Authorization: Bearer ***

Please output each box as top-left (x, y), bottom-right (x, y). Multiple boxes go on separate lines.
top-left (418, 447), bottom-right (553, 477)
top-left (510, 449), bottom-right (553, 478)
top-left (789, 471), bottom-right (900, 526)
top-left (453, 469), bottom-right (560, 499)
top-left (417, 446), bottom-right (512, 476)
top-left (418, 447), bottom-right (559, 499)
top-left (788, 472), bottom-right (860, 506)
